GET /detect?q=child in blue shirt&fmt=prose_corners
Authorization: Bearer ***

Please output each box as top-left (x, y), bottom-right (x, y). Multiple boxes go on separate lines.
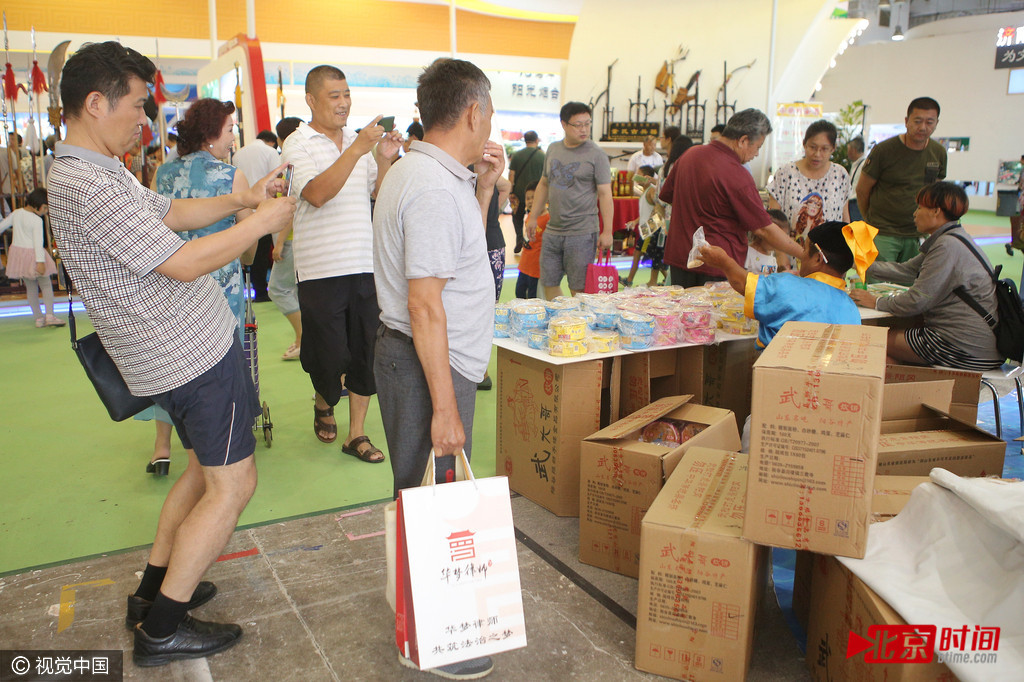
top-left (699, 220), bottom-right (861, 348)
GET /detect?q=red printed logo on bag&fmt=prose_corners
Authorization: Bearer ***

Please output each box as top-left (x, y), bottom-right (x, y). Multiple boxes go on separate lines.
top-left (447, 530), bottom-right (476, 562)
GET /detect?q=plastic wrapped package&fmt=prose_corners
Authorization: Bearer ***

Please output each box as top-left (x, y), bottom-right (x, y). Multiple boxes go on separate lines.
top-left (527, 328), bottom-right (548, 350)
top-left (589, 330), bottom-right (620, 353)
top-left (586, 302), bottom-right (621, 330)
top-left (509, 300), bottom-right (548, 334)
top-left (678, 306), bottom-right (714, 329)
top-left (719, 318), bottom-right (758, 335)
top-left (548, 315), bottom-right (588, 342)
top-left (549, 338), bottom-right (588, 357)
top-left (494, 322), bottom-right (511, 338)
top-left (545, 297), bottom-right (580, 316)
top-left (682, 326), bottom-right (717, 344)
top-left (620, 333), bottom-right (654, 350)
top-left (651, 311), bottom-right (683, 346)
top-left (494, 302), bottom-right (512, 325)
top-left (617, 310), bottom-right (657, 336)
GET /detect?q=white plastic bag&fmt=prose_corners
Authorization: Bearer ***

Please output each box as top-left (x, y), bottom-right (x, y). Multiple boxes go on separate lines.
top-left (687, 226), bottom-right (708, 269)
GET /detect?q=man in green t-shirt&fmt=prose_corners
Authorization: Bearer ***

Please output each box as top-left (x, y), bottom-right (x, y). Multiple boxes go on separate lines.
top-left (857, 96), bottom-right (946, 264)
top-left (508, 130), bottom-right (545, 253)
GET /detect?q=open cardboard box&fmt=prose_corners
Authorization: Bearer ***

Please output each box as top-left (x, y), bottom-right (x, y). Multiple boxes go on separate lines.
top-left (885, 364), bottom-right (981, 424)
top-left (497, 344), bottom-right (708, 517)
top-left (579, 395), bottom-right (740, 577)
top-left (879, 404), bottom-right (1006, 478)
top-left (636, 447), bottom-right (767, 682)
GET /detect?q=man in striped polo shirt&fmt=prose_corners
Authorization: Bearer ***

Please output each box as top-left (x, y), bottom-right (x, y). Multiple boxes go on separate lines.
top-left (282, 65), bottom-right (403, 463)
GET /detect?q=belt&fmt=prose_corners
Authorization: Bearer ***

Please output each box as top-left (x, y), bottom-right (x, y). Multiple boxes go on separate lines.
top-left (381, 325), bottom-right (413, 344)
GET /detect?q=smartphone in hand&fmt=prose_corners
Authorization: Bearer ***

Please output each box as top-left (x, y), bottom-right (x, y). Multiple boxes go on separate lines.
top-left (379, 116), bottom-right (395, 133)
top-left (277, 164), bottom-right (294, 198)
top-left (434, 454), bottom-right (457, 484)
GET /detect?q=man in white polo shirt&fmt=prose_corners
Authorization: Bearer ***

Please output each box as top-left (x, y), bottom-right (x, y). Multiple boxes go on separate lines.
top-left (282, 65), bottom-right (402, 463)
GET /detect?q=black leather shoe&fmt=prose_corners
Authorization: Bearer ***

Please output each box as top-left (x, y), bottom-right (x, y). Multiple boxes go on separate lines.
top-left (133, 615), bottom-right (242, 667)
top-left (125, 581), bottom-right (218, 630)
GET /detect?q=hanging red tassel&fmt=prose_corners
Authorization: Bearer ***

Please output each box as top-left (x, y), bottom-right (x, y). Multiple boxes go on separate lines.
top-left (31, 60), bottom-right (46, 94)
top-left (141, 124), bottom-right (153, 146)
top-left (3, 63), bottom-right (18, 102)
top-left (153, 70), bottom-right (166, 107)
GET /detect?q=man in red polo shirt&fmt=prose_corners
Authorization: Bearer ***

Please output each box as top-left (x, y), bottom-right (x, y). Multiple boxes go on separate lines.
top-left (660, 108), bottom-right (802, 287)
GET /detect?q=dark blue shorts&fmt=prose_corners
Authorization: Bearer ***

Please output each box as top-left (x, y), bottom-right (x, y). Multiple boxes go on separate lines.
top-left (151, 338), bottom-right (260, 467)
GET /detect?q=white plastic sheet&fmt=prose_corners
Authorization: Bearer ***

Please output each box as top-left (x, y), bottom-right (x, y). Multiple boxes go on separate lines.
top-left (838, 469), bottom-right (1024, 681)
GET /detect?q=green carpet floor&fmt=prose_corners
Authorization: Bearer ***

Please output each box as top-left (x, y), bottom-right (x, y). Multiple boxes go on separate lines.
top-left (0, 298), bottom-right (508, 576)
top-left (1, 211), bottom-right (1019, 576)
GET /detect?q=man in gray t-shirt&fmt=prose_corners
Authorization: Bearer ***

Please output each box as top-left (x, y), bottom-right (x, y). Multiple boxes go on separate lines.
top-left (525, 102), bottom-right (612, 298)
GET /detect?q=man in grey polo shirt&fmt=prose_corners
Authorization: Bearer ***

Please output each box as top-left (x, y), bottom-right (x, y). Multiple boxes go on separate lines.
top-left (48, 42), bottom-right (294, 667)
top-left (372, 57), bottom-right (503, 680)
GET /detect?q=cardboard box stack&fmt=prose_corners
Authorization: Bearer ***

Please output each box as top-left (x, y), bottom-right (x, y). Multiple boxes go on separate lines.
top-left (743, 322), bottom-right (889, 559)
top-left (636, 447), bottom-right (767, 682)
top-left (579, 396), bottom-right (740, 577)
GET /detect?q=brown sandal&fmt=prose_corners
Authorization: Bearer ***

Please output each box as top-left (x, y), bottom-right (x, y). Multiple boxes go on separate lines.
top-left (342, 435), bottom-right (385, 463)
top-left (313, 405), bottom-right (337, 443)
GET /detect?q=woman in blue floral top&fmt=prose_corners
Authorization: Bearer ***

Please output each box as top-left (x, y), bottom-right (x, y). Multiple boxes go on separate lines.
top-left (156, 98), bottom-right (255, 333)
top-left (139, 98), bottom-right (257, 476)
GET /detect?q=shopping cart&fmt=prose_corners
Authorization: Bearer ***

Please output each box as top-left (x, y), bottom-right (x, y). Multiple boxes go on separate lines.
top-left (243, 268), bottom-right (273, 447)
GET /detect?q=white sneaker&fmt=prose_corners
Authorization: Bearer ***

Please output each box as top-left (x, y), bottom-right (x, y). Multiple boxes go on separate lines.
top-left (398, 653), bottom-right (493, 679)
top-left (34, 317), bottom-right (46, 328)
top-left (44, 314), bottom-right (66, 327)
top-left (281, 344), bottom-right (300, 360)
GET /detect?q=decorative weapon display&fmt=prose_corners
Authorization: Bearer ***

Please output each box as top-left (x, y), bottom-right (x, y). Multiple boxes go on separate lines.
top-left (715, 59), bottom-right (756, 125)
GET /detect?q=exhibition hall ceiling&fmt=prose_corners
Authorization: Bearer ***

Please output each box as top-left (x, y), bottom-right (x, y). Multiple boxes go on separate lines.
top-left (847, 0), bottom-right (1024, 28)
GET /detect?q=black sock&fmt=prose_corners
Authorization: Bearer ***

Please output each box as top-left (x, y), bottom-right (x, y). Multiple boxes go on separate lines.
top-left (134, 564), bottom-right (167, 602)
top-left (140, 591), bottom-right (189, 639)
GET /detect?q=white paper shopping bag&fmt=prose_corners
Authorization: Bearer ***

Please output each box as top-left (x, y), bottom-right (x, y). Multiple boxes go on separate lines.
top-left (396, 451), bottom-right (527, 670)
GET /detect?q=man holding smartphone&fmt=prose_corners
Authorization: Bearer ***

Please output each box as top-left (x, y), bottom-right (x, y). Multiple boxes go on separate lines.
top-left (282, 65), bottom-right (403, 464)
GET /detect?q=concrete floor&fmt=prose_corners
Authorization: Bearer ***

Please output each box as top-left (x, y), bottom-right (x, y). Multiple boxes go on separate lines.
top-left (0, 494), bottom-right (809, 681)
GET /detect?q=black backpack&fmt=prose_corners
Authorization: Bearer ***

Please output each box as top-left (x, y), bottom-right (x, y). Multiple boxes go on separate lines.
top-left (947, 232), bottom-right (1024, 364)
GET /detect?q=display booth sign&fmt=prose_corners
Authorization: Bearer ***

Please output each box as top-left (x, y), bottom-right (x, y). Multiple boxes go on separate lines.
top-left (995, 25), bottom-right (1024, 69)
top-left (488, 71), bottom-right (561, 114)
top-left (772, 102), bottom-right (823, 173)
top-left (607, 122), bottom-right (660, 142)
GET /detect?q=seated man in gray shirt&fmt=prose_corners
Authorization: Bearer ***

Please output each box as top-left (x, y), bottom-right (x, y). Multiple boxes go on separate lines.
top-left (372, 57), bottom-right (504, 680)
top-left (525, 102), bottom-right (613, 298)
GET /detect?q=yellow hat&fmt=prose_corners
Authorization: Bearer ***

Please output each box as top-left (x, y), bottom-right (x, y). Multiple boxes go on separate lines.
top-left (842, 221), bottom-right (879, 282)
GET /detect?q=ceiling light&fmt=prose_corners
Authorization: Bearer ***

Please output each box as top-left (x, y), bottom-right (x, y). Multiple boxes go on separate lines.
top-left (892, 24), bottom-right (904, 41)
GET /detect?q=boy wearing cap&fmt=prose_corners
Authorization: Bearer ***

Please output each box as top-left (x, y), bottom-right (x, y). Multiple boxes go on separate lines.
top-left (699, 220), bottom-right (862, 348)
